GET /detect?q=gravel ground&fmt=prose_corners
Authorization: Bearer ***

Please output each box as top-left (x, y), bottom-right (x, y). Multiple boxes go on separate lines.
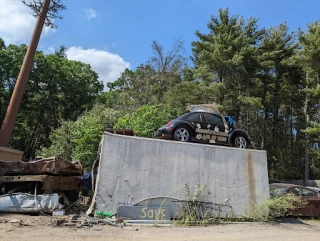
top-left (0, 214), bottom-right (320, 241)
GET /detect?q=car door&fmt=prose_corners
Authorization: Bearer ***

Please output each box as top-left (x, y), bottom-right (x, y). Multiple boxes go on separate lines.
top-left (286, 187), bottom-right (305, 216)
top-left (202, 113), bottom-right (228, 144)
top-left (184, 112), bottom-right (206, 129)
top-left (298, 187), bottom-right (320, 217)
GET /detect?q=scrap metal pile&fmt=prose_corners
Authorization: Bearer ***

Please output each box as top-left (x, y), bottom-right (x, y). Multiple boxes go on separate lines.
top-left (0, 157), bottom-right (83, 213)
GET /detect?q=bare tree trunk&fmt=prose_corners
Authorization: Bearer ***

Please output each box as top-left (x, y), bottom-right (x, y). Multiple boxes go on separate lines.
top-left (303, 73), bottom-right (310, 186)
top-left (0, 0), bottom-right (51, 147)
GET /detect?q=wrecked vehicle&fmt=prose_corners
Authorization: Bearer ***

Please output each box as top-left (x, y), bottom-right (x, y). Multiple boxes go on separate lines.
top-left (269, 183), bottom-right (320, 218)
top-left (0, 157), bottom-right (83, 213)
top-left (156, 104), bottom-right (250, 148)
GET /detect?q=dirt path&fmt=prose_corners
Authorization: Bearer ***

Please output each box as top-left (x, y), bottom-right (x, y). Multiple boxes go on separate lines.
top-left (1, 214), bottom-right (320, 241)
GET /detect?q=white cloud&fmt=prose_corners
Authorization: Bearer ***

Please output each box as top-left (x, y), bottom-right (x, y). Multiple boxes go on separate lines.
top-left (86, 8), bottom-right (97, 20)
top-left (0, 0), bottom-right (53, 44)
top-left (66, 46), bottom-right (130, 90)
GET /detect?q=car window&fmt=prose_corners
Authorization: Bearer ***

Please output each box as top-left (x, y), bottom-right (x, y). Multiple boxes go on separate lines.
top-left (269, 185), bottom-right (287, 198)
top-left (301, 188), bottom-right (317, 197)
top-left (203, 113), bottom-right (223, 124)
top-left (287, 187), bottom-right (301, 196)
top-left (185, 113), bottom-right (202, 122)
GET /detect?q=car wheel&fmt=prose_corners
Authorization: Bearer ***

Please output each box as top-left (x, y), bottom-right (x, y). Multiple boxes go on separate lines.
top-left (234, 135), bottom-right (248, 149)
top-left (174, 126), bottom-right (191, 142)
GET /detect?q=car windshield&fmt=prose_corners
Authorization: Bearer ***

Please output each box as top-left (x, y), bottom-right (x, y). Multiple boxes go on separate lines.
top-left (269, 185), bottom-right (287, 198)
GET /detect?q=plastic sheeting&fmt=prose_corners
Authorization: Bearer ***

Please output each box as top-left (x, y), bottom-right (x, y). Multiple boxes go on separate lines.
top-left (0, 193), bottom-right (60, 213)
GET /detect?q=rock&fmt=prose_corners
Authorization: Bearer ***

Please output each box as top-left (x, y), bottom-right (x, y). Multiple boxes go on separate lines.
top-left (9, 219), bottom-right (21, 224)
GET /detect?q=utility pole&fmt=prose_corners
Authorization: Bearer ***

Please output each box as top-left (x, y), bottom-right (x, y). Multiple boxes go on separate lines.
top-left (0, 0), bottom-right (51, 147)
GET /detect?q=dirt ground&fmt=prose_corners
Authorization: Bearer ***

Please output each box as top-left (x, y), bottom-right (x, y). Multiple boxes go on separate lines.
top-left (0, 214), bottom-right (320, 241)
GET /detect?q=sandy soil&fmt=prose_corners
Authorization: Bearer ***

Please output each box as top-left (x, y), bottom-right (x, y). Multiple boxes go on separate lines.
top-left (0, 214), bottom-right (320, 241)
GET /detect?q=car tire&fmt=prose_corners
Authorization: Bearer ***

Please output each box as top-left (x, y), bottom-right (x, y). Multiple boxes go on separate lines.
top-left (233, 135), bottom-right (249, 149)
top-left (173, 126), bottom-right (191, 142)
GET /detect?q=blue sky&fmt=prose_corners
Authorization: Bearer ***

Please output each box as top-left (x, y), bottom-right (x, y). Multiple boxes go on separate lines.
top-left (1, 0), bottom-right (320, 89)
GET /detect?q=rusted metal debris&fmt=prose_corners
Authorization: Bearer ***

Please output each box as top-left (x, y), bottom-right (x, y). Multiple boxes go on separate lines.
top-left (104, 128), bottom-right (138, 136)
top-left (0, 156), bottom-right (83, 176)
top-left (270, 183), bottom-right (320, 218)
top-left (0, 156), bottom-right (83, 213)
top-left (0, 175), bottom-right (81, 194)
top-left (54, 215), bottom-right (123, 228)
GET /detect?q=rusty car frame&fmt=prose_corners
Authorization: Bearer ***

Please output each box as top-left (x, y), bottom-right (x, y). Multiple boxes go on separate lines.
top-left (0, 157), bottom-right (83, 213)
top-left (269, 183), bottom-right (320, 218)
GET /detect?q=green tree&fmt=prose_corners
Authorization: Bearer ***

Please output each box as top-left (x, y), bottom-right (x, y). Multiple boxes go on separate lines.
top-left (254, 24), bottom-right (302, 178)
top-left (38, 104), bottom-right (119, 170)
top-left (0, 40), bottom-right (103, 159)
top-left (191, 7), bottom-right (265, 123)
top-left (114, 105), bottom-right (184, 138)
top-left (101, 39), bottom-right (187, 112)
top-left (299, 21), bottom-right (320, 179)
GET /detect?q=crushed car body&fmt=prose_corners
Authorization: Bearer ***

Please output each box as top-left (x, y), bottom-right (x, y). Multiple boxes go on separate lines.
top-left (269, 183), bottom-right (320, 218)
top-left (0, 157), bottom-right (83, 213)
top-left (0, 193), bottom-right (61, 213)
top-left (0, 156), bottom-right (83, 176)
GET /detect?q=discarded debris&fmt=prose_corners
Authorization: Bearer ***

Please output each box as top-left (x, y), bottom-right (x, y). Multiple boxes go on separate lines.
top-left (104, 128), bottom-right (138, 136)
top-left (9, 219), bottom-right (21, 224)
top-left (0, 156), bottom-right (83, 176)
top-left (0, 156), bottom-right (83, 214)
top-left (54, 216), bottom-right (123, 229)
top-left (52, 210), bottom-right (65, 216)
top-left (0, 193), bottom-right (61, 213)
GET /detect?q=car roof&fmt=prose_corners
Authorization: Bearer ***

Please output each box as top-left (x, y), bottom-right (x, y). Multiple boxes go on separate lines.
top-left (270, 183), bottom-right (319, 191)
top-left (270, 183), bottom-right (301, 188)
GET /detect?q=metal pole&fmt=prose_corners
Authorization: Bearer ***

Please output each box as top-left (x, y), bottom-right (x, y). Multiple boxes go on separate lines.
top-left (0, 0), bottom-right (51, 147)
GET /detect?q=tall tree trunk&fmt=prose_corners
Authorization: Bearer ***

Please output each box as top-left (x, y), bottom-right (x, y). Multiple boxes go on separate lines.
top-left (0, 0), bottom-right (51, 146)
top-left (303, 73), bottom-right (310, 185)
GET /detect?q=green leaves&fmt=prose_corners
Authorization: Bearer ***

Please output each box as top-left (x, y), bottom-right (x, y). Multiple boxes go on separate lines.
top-left (38, 104), bottom-right (120, 170)
top-left (192, 8), bottom-right (263, 84)
top-left (1, 7), bottom-right (320, 179)
top-left (0, 41), bottom-right (103, 160)
top-left (114, 105), bottom-right (184, 138)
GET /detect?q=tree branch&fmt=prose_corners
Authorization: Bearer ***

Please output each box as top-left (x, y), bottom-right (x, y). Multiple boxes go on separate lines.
top-left (22, 0), bottom-right (67, 29)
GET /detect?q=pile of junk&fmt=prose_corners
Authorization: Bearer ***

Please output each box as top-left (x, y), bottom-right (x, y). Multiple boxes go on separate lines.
top-left (0, 157), bottom-right (83, 214)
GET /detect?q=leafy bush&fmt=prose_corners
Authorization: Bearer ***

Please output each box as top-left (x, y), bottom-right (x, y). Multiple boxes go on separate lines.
top-left (38, 104), bottom-right (119, 170)
top-left (114, 104), bottom-right (184, 138)
top-left (245, 195), bottom-right (307, 221)
top-left (176, 183), bottom-right (307, 224)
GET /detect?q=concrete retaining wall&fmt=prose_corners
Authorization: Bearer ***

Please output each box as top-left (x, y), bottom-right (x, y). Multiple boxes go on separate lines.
top-left (94, 132), bottom-right (269, 217)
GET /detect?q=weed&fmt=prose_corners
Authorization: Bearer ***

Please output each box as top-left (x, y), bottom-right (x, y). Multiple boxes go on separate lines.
top-left (244, 195), bottom-right (307, 221)
top-left (177, 183), bottom-right (219, 226)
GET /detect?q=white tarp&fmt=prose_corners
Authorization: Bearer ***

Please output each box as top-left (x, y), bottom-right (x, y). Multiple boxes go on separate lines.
top-left (0, 193), bottom-right (60, 213)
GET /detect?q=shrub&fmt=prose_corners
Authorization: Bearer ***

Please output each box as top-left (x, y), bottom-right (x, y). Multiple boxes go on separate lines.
top-left (38, 104), bottom-right (119, 170)
top-left (114, 104), bottom-right (184, 138)
top-left (245, 195), bottom-right (307, 221)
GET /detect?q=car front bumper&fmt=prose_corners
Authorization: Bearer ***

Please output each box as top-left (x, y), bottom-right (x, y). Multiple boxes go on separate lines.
top-left (155, 127), bottom-right (173, 140)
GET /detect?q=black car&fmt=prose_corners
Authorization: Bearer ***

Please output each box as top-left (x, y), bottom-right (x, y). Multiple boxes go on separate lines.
top-left (156, 111), bottom-right (250, 148)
